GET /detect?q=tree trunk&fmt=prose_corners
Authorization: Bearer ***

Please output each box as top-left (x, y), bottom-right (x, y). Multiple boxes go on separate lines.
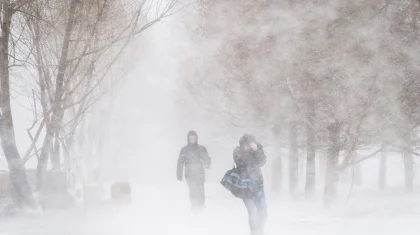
top-left (63, 106), bottom-right (86, 190)
top-left (64, 130), bottom-right (76, 189)
top-left (31, 5), bottom-right (51, 191)
top-left (379, 145), bottom-right (387, 190)
top-left (403, 151), bottom-right (414, 193)
top-left (50, 131), bottom-right (61, 171)
top-left (324, 121), bottom-right (339, 208)
top-left (305, 99), bottom-right (316, 197)
top-left (402, 135), bottom-right (413, 193)
top-left (352, 152), bottom-right (361, 186)
top-left (289, 121), bottom-right (299, 197)
top-left (272, 157), bottom-right (282, 194)
top-left (353, 163), bottom-right (362, 186)
top-left (36, 0), bottom-right (79, 191)
top-left (48, 0), bottom-right (78, 171)
top-left (0, 1), bottom-right (36, 208)
top-left (36, 128), bottom-right (53, 191)
top-left (53, 0), bottom-right (78, 107)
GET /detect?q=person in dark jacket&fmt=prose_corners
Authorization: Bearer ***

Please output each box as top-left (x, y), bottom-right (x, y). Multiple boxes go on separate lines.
top-left (233, 133), bottom-right (267, 235)
top-left (177, 130), bottom-right (211, 212)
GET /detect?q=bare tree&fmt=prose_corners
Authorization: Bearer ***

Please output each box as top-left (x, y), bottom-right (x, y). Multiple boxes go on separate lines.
top-left (18, 0), bottom-right (181, 191)
top-left (187, 0), bottom-right (420, 204)
top-left (0, 0), bottom-right (37, 209)
top-left (0, 0), bottom-right (181, 208)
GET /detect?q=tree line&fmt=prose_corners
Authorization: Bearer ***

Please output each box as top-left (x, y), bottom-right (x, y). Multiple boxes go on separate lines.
top-left (183, 0), bottom-right (420, 206)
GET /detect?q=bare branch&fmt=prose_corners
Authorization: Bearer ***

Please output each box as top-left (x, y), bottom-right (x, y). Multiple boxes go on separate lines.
top-left (23, 120), bottom-right (44, 163)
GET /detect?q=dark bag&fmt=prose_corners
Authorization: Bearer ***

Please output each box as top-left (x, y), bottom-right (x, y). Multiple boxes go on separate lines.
top-left (220, 167), bottom-right (258, 199)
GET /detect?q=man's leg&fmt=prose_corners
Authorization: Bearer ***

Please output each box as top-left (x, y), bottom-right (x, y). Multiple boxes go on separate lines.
top-left (187, 179), bottom-right (203, 212)
top-left (187, 180), bottom-right (196, 206)
top-left (243, 199), bottom-right (259, 234)
top-left (255, 188), bottom-right (268, 233)
top-left (197, 180), bottom-right (205, 208)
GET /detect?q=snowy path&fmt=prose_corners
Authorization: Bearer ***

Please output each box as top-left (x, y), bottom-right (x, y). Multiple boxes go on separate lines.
top-left (1, 183), bottom-right (420, 235)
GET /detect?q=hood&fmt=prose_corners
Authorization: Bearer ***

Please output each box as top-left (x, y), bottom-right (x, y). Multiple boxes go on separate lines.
top-left (239, 133), bottom-right (256, 146)
top-left (187, 130), bottom-right (198, 144)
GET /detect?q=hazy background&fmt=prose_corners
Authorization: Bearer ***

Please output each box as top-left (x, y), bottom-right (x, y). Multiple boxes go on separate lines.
top-left (1, 1), bottom-right (420, 235)
top-left (5, 7), bottom-right (263, 185)
top-left (6, 0), bottom-right (415, 192)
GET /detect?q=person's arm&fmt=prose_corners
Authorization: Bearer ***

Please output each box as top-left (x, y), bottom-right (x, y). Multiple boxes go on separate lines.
top-left (233, 147), bottom-right (244, 167)
top-left (255, 144), bottom-right (267, 167)
top-left (202, 146), bottom-right (211, 169)
top-left (177, 148), bottom-right (186, 181)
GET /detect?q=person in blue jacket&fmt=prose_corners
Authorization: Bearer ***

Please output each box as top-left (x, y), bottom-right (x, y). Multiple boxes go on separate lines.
top-left (233, 133), bottom-right (267, 235)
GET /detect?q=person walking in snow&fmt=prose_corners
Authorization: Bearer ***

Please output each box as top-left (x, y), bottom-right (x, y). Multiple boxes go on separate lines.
top-left (234, 134), bottom-right (267, 235)
top-left (177, 130), bottom-right (211, 212)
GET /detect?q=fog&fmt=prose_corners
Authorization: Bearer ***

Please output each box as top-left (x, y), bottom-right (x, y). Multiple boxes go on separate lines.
top-left (1, 0), bottom-right (420, 234)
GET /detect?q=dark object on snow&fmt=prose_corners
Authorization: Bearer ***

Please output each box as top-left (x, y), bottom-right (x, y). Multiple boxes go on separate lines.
top-left (110, 181), bottom-right (131, 204)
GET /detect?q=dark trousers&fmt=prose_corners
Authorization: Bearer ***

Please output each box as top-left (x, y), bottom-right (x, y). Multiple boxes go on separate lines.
top-left (187, 179), bottom-right (205, 212)
top-left (243, 187), bottom-right (267, 235)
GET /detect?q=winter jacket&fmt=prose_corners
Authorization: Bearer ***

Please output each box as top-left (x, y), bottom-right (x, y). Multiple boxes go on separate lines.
top-left (233, 136), bottom-right (266, 186)
top-left (177, 144), bottom-right (211, 182)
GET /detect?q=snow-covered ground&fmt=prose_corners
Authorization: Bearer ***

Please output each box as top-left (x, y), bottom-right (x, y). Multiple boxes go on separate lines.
top-left (0, 182), bottom-right (419, 235)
